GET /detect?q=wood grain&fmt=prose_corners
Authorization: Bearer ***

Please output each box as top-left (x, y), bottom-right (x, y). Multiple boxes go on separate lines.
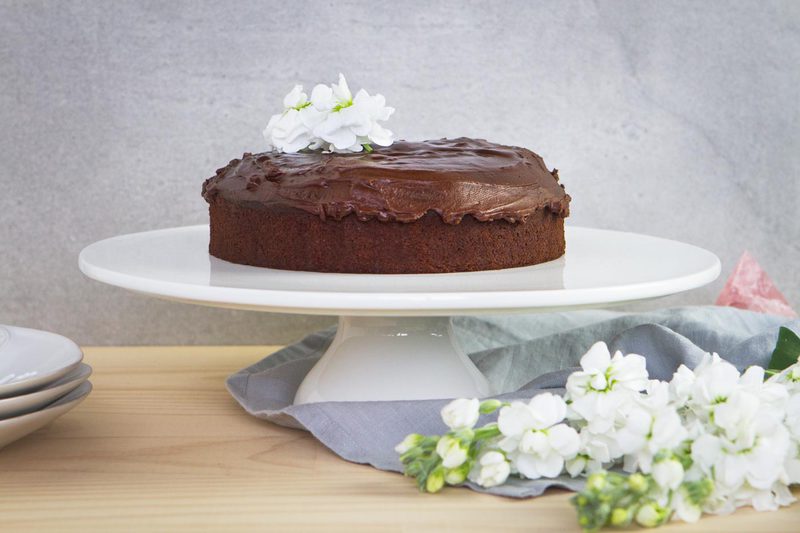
top-left (0, 346), bottom-right (797, 532)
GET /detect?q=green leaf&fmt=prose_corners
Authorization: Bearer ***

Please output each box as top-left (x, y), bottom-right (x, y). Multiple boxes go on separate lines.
top-left (768, 327), bottom-right (800, 372)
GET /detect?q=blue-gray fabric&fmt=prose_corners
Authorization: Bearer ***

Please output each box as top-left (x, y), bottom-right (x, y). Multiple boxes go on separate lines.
top-left (226, 307), bottom-right (799, 498)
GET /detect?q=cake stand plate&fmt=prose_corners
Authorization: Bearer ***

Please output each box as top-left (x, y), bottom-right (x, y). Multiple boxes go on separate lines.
top-left (79, 225), bottom-right (720, 403)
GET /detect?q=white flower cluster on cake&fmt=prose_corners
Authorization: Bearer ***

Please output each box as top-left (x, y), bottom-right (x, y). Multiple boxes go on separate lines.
top-left (263, 74), bottom-right (394, 154)
top-left (396, 341), bottom-right (800, 531)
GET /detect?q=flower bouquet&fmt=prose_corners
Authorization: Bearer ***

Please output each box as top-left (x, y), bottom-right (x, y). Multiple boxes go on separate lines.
top-left (397, 327), bottom-right (800, 530)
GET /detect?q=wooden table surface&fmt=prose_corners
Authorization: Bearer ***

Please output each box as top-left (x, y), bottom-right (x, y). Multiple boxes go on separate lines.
top-left (1, 346), bottom-right (798, 532)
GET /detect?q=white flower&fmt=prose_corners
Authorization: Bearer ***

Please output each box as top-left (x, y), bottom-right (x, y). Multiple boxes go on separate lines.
top-left (263, 74), bottom-right (394, 153)
top-left (652, 457), bottom-right (684, 490)
top-left (469, 451), bottom-right (511, 488)
top-left (617, 403), bottom-right (687, 473)
top-left (516, 424), bottom-right (580, 478)
top-left (312, 77), bottom-right (395, 152)
top-left (691, 423), bottom-right (791, 492)
top-left (440, 398), bottom-right (480, 431)
top-left (398, 336), bottom-right (800, 521)
top-left (435, 435), bottom-right (469, 468)
top-left (497, 393), bottom-right (579, 479)
top-left (566, 342), bottom-right (648, 433)
top-left (352, 89), bottom-right (394, 146)
top-left (262, 84), bottom-right (329, 153)
top-left (723, 482), bottom-right (797, 513)
top-left (676, 352), bottom-right (796, 501)
top-left (672, 486), bottom-right (703, 522)
top-left (309, 73), bottom-right (394, 152)
top-left (686, 354), bottom-right (741, 418)
top-left (566, 428), bottom-right (618, 476)
top-left (262, 108), bottom-right (315, 153)
top-left (711, 389), bottom-right (763, 440)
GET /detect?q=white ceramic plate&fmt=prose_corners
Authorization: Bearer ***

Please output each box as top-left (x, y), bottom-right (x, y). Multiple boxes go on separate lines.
top-left (79, 225), bottom-right (720, 316)
top-left (0, 363), bottom-right (92, 419)
top-left (0, 381), bottom-right (91, 449)
top-left (0, 326), bottom-right (83, 397)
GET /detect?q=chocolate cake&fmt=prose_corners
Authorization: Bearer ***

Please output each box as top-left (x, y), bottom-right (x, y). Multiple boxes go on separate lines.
top-left (201, 138), bottom-right (570, 274)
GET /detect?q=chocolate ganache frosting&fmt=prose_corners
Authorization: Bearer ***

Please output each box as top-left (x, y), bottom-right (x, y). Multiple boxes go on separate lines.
top-left (202, 138), bottom-right (570, 224)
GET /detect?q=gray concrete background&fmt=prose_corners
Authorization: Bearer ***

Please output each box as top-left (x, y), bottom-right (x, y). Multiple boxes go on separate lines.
top-left (0, 0), bottom-right (798, 345)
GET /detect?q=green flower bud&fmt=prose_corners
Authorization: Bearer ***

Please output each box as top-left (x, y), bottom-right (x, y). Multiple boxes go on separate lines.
top-left (596, 502), bottom-right (611, 519)
top-left (610, 507), bottom-right (632, 527)
top-left (628, 472), bottom-right (649, 493)
top-left (479, 399), bottom-right (504, 414)
top-left (395, 433), bottom-right (424, 454)
top-left (426, 467), bottom-right (445, 493)
top-left (444, 463), bottom-right (470, 485)
top-left (635, 501), bottom-right (670, 528)
top-left (586, 471), bottom-right (608, 492)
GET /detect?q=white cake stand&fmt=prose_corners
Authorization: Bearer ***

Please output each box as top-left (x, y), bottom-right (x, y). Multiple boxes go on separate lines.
top-left (79, 225), bottom-right (720, 404)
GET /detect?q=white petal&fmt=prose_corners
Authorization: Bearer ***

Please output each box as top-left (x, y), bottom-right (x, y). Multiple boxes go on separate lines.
top-left (498, 436), bottom-right (520, 454)
top-left (480, 451), bottom-right (506, 466)
top-left (368, 123), bottom-right (394, 146)
top-left (338, 106), bottom-right (372, 136)
top-left (332, 72), bottom-right (351, 102)
top-left (498, 402), bottom-right (536, 438)
top-left (719, 454), bottom-right (746, 489)
top-left (528, 393), bottom-right (567, 428)
top-left (298, 106), bottom-right (327, 129)
top-left (282, 84), bottom-right (307, 108)
top-left (519, 430), bottom-right (549, 456)
top-left (536, 452), bottom-right (565, 478)
top-left (547, 424), bottom-right (580, 458)
top-left (310, 84), bottom-right (333, 110)
top-left (650, 409), bottom-right (688, 449)
top-left (440, 398), bottom-right (480, 430)
top-left (323, 127), bottom-right (357, 150)
top-left (565, 456), bottom-right (587, 477)
top-left (701, 358), bottom-right (741, 400)
top-left (580, 342), bottom-right (611, 372)
top-left (514, 453), bottom-right (541, 479)
top-left (652, 459), bottom-right (684, 490)
top-left (691, 434), bottom-right (721, 470)
top-left (589, 372), bottom-right (607, 390)
top-left (611, 353), bottom-right (649, 390)
top-left (670, 364), bottom-right (696, 403)
top-left (352, 88), bottom-right (372, 106)
top-left (673, 490), bottom-right (703, 523)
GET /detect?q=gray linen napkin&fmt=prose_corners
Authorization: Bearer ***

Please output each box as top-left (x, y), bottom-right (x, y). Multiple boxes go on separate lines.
top-left (226, 306), bottom-right (798, 498)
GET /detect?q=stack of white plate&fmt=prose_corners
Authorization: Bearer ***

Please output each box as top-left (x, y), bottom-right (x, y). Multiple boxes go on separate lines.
top-left (0, 325), bottom-right (92, 449)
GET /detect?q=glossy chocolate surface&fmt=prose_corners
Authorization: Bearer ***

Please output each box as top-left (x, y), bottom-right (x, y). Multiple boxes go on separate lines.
top-left (202, 138), bottom-right (570, 224)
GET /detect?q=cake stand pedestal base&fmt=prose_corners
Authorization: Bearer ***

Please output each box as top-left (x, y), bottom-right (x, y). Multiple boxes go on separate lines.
top-left (293, 316), bottom-right (492, 404)
top-left (79, 225), bottom-right (721, 403)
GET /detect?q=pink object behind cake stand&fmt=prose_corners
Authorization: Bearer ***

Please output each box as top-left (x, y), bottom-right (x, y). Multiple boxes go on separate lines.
top-left (79, 225), bottom-right (720, 404)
